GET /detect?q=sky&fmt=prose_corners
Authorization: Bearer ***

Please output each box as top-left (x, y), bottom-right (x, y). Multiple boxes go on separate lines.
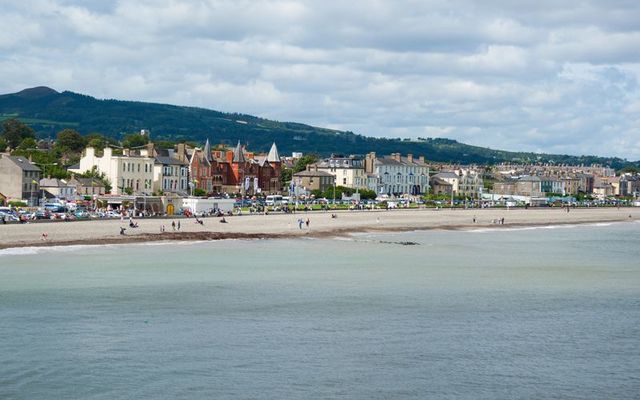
top-left (1, 0), bottom-right (639, 160)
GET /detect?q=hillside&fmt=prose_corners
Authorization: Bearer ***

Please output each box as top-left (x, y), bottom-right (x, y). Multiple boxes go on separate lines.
top-left (0, 86), bottom-right (635, 168)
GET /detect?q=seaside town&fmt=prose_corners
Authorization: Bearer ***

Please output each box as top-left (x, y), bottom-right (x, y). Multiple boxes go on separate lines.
top-left (1, 127), bottom-right (639, 224)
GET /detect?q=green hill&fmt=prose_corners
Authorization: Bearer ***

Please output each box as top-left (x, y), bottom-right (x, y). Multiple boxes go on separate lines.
top-left (0, 86), bottom-right (635, 168)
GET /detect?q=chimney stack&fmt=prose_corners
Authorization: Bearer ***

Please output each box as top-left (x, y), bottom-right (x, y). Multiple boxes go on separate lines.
top-left (407, 154), bottom-right (413, 163)
top-left (176, 143), bottom-right (187, 162)
top-left (419, 155), bottom-right (425, 164)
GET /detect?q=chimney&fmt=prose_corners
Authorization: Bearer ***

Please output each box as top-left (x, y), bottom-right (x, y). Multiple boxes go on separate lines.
top-left (407, 154), bottom-right (413, 163)
top-left (419, 155), bottom-right (425, 164)
top-left (365, 152), bottom-right (376, 174)
top-left (393, 153), bottom-right (401, 162)
top-left (147, 142), bottom-right (156, 158)
top-left (176, 143), bottom-right (187, 162)
top-left (103, 147), bottom-right (113, 158)
top-left (123, 148), bottom-right (130, 157)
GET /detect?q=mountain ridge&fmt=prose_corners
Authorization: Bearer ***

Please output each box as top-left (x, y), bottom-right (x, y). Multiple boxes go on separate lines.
top-left (0, 87), bottom-right (636, 168)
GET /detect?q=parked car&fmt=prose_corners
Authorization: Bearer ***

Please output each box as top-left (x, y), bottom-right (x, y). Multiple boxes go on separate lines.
top-left (0, 211), bottom-right (19, 222)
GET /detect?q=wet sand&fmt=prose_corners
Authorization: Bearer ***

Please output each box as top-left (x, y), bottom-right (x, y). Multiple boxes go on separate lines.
top-left (0, 207), bottom-right (637, 250)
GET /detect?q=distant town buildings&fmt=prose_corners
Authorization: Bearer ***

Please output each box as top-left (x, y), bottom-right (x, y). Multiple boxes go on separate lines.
top-left (1, 136), bottom-right (639, 212)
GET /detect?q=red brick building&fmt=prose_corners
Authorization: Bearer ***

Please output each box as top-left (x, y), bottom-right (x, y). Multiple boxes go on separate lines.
top-left (185, 141), bottom-right (282, 195)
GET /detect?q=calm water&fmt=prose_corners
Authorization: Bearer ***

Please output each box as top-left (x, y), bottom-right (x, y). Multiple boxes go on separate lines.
top-left (1, 222), bottom-right (639, 399)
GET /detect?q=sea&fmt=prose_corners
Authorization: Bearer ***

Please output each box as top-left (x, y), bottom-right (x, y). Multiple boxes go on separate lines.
top-left (1, 222), bottom-right (639, 399)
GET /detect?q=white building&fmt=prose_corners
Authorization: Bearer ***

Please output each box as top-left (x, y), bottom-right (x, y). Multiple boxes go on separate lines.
top-left (364, 152), bottom-right (430, 196)
top-left (309, 155), bottom-right (366, 189)
top-left (153, 155), bottom-right (189, 196)
top-left (71, 147), bottom-right (155, 195)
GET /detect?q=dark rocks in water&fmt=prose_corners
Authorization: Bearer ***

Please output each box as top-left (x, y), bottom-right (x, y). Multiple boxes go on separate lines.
top-left (379, 240), bottom-right (420, 246)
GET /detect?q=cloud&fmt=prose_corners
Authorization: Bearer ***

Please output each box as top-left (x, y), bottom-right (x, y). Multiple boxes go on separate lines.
top-left (0, 0), bottom-right (639, 160)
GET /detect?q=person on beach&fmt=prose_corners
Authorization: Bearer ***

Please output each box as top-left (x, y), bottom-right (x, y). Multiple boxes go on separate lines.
top-left (161, 225), bottom-right (165, 233)
top-left (473, 216), bottom-right (477, 223)
top-left (298, 218), bottom-right (304, 229)
top-left (120, 227), bottom-right (126, 235)
top-left (177, 221), bottom-right (181, 231)
top-left (305, 218), bottom-right (310, 228)
top-left (41, 232), bottom-right (48, 241)
top-left (220, 217), bottom-right (227, 223)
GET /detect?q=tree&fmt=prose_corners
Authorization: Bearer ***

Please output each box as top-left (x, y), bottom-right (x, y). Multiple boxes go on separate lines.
top-left (280, 167), bottom-right (293, 186)
top-left (18, 137), bottom-right (38, 150)
top-left (85, 133), bottom-right (107, 151)
top-left (292, 154), bottom-right (319, 173)
top-left (122, 132), bottom-right (149, 148)
top-left (1, 118), bottom-right (35, 149)
top-left (56, 129), bottom-right (86, 152)
top-left (79, 165), bottom-right (112, 193)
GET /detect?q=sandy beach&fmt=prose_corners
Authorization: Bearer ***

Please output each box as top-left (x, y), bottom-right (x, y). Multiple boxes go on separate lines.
top-left (0, 207), bottom-right (638, 250)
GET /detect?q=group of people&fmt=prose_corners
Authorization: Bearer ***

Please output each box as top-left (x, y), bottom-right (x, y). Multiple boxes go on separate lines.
top-left (297, 218), bottom-right (310, 229)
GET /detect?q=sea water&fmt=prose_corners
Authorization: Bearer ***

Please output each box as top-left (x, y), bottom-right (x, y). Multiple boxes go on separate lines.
top-left (0, 222), bottom-right (639, 399)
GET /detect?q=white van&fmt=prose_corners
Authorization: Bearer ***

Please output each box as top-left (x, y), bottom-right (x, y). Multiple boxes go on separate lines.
top-left (265, 195), bottom-right (283, 206)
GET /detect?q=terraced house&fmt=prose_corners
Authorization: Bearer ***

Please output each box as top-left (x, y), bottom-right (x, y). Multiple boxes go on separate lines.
top-left (364, 152), bottom-right (430, 196)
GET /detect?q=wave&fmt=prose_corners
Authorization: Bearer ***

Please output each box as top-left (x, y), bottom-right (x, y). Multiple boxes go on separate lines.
top-left (466, 221), bottom-right (619, 233)
top-left (0, 243), bottom-right (120, 257)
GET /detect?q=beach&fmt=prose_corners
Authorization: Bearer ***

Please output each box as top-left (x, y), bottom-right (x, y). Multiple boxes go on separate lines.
top-left (0, 207), bottom-right (637, 250)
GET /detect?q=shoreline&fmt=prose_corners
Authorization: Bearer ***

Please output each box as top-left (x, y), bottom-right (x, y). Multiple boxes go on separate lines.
top-left (1, 208), bottom-right (637, 251)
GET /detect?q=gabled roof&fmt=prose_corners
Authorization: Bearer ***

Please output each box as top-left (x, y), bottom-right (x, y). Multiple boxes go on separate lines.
top-left (5, 156), bottom-right (41, 171)
top-left (267, 142), bottom-right (280, 163)
top-left (203, 139), bottom-right (213, 162)
top-left (39, 178), bottom-right (67, 187)
top-left (430, 177), bottom-right (453, 186)
top-left (70, 177), bottom-right (104, 187)
top-left (433, 172), bottom-right (459, 179)
top-left (293, 170), bottom-right (335, 177)
top-left (155, 156), bottom-right (188, 166)
top-left (233, 141), bottom-right (246, 163)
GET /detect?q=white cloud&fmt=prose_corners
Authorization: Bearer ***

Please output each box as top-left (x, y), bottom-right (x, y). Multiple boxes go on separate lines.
top-left (0, 0), bottom-right (639, 159)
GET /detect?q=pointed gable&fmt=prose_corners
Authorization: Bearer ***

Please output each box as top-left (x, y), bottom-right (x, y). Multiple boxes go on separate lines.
top-left (203, 139), bottom-right (213, 162)
top-left (233, 141), bottom-right (246, 163)
top-left (267, 142), bottom-right (280, 163)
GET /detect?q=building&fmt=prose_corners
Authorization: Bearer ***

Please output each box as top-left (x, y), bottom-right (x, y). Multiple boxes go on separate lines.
top-left (71, 147), bottom-right (155, 195)
top-left (39, 178), bottom-right (76, 202)
top-left (154, 154), bottom-right (189, 196)
top-left (67, 177), bottom-right (106, 197)
top-left (0, 154), bottom-right (42, 206)
top-left (310, 155), bottom-right (366, 189)
top-left (429, 177), bottom-right (453, 196)
top-left (432, 172), bottom-right (460, 195)
top-left (493, 179), bottom-right (517, 196)
top-left (515, 175), bottom-right (543, 197)
top-left (364, 152), bottom-right (430, 196)
top-left (213, 141), bottom-right (282, 195)
top-left (619, 174), bottom-right (640, 197)
top-left (292, 169), bottom-right (335, 193)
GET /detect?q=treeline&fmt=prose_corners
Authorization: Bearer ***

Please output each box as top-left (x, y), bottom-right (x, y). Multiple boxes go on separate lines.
top-left (1, 87), bottom-right (638, 169)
